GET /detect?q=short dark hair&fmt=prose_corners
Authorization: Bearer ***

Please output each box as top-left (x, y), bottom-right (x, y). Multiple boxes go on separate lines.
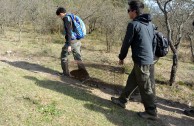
top-left (56, 7), bottom-right (66, 15)
top-left (128, 0), bottom-right (144, 16)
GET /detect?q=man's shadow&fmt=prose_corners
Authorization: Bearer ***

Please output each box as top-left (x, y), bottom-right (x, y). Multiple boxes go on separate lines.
top-left (156, 96), bottom-right (194, 115)
top-left (0, 60), bottom-right (125, 95)
top-left (0, 60), bottom-right (58, 75)
top-left (23, 76), bottom-right (145, 126)
top-left (1, 59), bottom-right (192, 125)
top-left (24, 76), bottom-right (192, 126)
top-left (128, 92), bottom-right (194, 125)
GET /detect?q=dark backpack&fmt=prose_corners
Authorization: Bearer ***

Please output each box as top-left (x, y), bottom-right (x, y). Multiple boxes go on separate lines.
top-left (153, 31), bottom-right (169, 57)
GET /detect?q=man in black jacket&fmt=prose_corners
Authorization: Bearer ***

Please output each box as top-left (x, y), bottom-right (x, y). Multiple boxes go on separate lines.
top-left (111, 0), bottom-right (157, 120)
top-left (56, 7), bottom-right (89, 78)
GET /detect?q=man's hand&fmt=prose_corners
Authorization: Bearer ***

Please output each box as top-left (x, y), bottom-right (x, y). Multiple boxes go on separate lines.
top-left (68, 46), bottom-right (72, 52)
top-left (119, 60), bottom-right (124, 65)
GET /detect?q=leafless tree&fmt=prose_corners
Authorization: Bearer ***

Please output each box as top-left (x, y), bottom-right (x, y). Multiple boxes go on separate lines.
top-left (0, 0), bottom-right (129, 51)
top-left (13, 0), bottom-right (28, 42)
top-left (66, 0), bottom-right (128, 52)
top-left (0, 1), bottom-right (5, 34)
top-left (189, 35), bottom-right (194, 61)
top-left (188, 21), bottom-right (194, 61)
top-left (0, 0), bottom-right (13, 35)
top-left (101, 4), bottom-right (128, 52)
top-left (156, 0), bottom-right (194, 85)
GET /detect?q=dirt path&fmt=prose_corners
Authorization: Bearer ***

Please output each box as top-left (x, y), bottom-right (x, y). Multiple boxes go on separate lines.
top-left (1, 55), bottom-right (194, 126)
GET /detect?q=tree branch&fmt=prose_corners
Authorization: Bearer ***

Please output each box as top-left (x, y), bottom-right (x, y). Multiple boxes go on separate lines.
top-left (164, 0), bottom-right (172, 13)
top-left (82, 1), bottom-right (105, 21)
top-left (156, 0), bottom-right (165, 12)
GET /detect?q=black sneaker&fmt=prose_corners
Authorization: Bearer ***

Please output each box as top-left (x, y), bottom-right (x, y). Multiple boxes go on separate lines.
top-left (137, 112), bottom-right (158, 120)
top-left (111, 97), bottom-right (126, 109)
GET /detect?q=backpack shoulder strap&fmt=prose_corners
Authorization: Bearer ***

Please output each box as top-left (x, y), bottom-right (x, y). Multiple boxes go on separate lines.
top-left (65, 13), bottom-right (74, 28)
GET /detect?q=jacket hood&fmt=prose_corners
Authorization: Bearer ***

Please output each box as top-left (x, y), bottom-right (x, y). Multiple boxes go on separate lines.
top-left (134, 14), bottom-right (152, 25)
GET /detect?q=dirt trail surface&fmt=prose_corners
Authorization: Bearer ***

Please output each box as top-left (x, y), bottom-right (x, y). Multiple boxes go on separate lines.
top-left (1, 54), bottom-right (194, 126)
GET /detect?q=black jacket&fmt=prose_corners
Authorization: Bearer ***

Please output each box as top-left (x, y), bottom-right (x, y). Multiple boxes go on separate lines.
top-left (119, 14), bottom-right (154, 65)
top-left (63, 16), bottom-right (72, 46)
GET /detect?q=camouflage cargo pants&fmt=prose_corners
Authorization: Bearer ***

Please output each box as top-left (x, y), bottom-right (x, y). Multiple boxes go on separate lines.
top-left (61, 41), bottom-right (88, 75)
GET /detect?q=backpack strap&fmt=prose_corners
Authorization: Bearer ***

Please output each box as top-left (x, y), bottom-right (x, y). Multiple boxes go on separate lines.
top-left (152, 23), bottom-right (158, 52)
top-left (66, 14), bottom-right (74, 29)
top-left (144, 23), bottom-right (155, 56)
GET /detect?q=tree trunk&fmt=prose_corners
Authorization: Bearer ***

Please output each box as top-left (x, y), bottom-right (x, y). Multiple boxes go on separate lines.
top-left (0, 24), bottom-right (5, 34)
top-left (169, 53), bottom-right (178, 85)
top-left (19, 20), bottom-right (22, 42)
top-left (156, 0), bottom-right (193, 86)
top-left (188, 35), bottom-right (194, 61)
top-left (106, 29), bottom-right (109, 52)
top-left (89, 20), bottom-right (96, 34)
top-left (164, 13), bottom-right (178, 86)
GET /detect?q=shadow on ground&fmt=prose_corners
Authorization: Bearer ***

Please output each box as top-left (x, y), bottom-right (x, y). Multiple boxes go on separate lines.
top-left (1, 59), bottom-right (194, 125)
top-left (1, 60), bottom-right (124, 95)
top-left (84, 63), bottom-right (125, 74)
top-left (24, 75), bottom-right (167, 126)
top-left (0, 60), bottom-right (58, 75)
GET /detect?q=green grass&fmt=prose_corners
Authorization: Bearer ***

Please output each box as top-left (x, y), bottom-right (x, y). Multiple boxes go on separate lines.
top-left (0, 64), bottom-right (154, 126)
top-left (0, 43), bottom-right (152, 125)
top-left (0, 27), bottom-right (194, 126)
top-left (189, 66), bottom-right (194, 70)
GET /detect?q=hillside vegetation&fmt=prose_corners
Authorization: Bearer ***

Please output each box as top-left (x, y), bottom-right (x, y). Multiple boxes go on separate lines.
top-left (0, 0), bottom-right (194, 125)
top-left (0, 26), bottom-right (194, 126)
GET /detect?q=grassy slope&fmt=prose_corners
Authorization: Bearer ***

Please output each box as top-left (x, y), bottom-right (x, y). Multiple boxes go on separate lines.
top-left (0, 28), bottom-right (194, 126)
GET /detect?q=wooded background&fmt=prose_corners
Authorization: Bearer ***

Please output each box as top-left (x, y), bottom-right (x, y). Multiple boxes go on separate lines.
top-left (0, 0), bottom-right (193, 85)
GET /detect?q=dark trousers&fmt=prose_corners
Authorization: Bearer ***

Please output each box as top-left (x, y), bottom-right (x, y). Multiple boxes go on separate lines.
top-left (61, 41), bottom-right (88, 75)
top-left (119, 63), bottom-right (157, 115)
top-left (131, 63), bottom-right (156, 96)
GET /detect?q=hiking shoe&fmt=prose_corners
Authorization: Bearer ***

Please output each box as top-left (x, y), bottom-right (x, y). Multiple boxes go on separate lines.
top-left (111, 97), bottom-right (126, 109)
top-left (137, 112), bottom-right (158, 120)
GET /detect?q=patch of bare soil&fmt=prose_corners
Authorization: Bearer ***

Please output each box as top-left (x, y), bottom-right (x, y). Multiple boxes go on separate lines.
top-left (1, 54), bottom-right (194, 126)
top-left (88, 86), bottom-right (194, 126)
top-left (70, 62), bottom-right (194, 126)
